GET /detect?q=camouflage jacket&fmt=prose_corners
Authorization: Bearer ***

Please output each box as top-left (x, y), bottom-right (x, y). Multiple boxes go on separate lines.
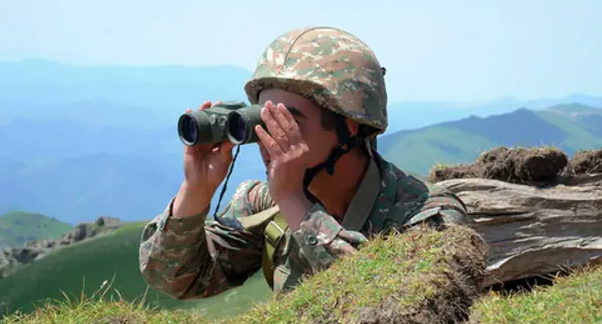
top-left (138, 150), bottom-right (470, 299)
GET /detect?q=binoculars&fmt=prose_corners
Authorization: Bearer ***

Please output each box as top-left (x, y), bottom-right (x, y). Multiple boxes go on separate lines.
top-left (177, 101), bottom-right (265, 146)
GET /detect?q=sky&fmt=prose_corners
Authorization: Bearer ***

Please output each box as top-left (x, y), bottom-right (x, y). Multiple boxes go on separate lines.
top-left (0, 0), bottom-right (600, 102)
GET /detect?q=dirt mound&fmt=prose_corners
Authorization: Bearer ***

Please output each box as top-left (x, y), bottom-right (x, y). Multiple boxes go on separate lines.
top-left (430, 146), bottom-right (569, 185)
top-left (564, 148), bottom-right (602, 175)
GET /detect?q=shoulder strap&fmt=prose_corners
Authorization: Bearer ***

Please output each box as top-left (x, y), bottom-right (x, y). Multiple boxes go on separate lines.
top-left (238, 205), bottom-right (280, 229)
top-left (238, 205), bottom-right (289, 289)
top-left (261, 212), bottom-right (287, 289)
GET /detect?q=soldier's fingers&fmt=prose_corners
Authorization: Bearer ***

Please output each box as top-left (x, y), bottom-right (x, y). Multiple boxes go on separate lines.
top-left (275, 103), bottom-right (303, 145)
top-left (199, 100), bottom-right (212, 110)
top-left (262, 103), bottom-right (290, 151)
top-left (255, 124), bottom-right (283, 158)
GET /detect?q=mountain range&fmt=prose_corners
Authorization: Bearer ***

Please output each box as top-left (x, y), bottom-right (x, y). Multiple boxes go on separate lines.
top-left (379, 103), bottom-right (602, 175)
top-left (1, 58), bottom-right (601, 225)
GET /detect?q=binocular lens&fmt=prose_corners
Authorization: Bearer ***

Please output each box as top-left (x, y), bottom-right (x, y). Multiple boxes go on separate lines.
top-left (176, 102), bottom-right (263, 146)
top-left (227, 113), bottom-right (248, 144)
top-left (178, 114), bottom-right (198, 145)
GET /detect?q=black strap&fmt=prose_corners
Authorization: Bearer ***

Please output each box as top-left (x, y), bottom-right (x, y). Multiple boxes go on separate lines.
top-left (213, 145), bottom-right (241, 222)
top-left (302, 114), bottom-right (364, 204)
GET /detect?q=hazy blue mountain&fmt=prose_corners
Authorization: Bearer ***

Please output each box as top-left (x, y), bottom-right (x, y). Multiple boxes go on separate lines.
top-left (379, 103), bottom-right (602, 176)
top-left (2, 58), bottom-right (601, 224)
top-left (0, 142), bottom-right (264, 224)
top-left (384, 94), bottom-right (602, 134)
top-left (3, 59), bottom-right (601, 132)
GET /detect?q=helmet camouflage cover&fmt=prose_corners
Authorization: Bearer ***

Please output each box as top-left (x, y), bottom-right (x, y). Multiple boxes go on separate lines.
top-left (244, 26), bottom-right (388, 135)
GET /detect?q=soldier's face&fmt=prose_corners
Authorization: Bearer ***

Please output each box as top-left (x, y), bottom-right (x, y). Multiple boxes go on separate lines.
top-left (257, 88), bottom-right (339, 173)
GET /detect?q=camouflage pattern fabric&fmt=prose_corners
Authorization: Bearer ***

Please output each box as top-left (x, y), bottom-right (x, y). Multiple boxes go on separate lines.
top-left (138, 150), bottom-right (470, 298)
top-left (244, 26), bottom-right (388, 135)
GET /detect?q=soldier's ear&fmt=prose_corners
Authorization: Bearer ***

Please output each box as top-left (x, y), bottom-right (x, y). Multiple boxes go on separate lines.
top-left (345, 118), bottom-right (360, 137)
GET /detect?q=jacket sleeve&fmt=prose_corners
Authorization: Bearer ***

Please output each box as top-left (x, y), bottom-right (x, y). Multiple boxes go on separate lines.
top-left (288, 184), bottom-right (470, 275)
top-left (290, 203), bottom-right (370, 273)
top-left (138, 180), bottom-right (271, 300)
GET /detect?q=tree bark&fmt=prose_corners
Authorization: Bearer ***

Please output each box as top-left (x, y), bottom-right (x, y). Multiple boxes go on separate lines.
top-left (436, 175), bottom-right (602, 288)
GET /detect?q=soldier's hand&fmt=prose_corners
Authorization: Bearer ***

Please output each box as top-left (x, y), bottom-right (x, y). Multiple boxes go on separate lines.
top-left (255, 101), bottom-right (313, 231)
top-left (255, 101), bottom-right (310, 202)
top-left (182, 100), bottom-right (235, 193)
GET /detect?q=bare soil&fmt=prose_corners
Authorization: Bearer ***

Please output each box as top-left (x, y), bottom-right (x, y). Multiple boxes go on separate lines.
top-left (430, 146), bottom-right (573, 186)
top-left (563, 148), bottom-right (602, 175)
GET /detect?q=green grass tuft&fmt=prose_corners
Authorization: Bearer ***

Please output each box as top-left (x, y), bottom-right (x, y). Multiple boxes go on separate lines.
top-left (470, 264), bottom-right (602, 324)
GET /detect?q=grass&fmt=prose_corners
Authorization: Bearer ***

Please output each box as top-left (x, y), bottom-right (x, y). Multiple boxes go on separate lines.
top-left (0, 222), bottom-right (600, 323)
top-left (1, 224), bottom-right (489, 324)
top-left (0, 211), bottom-right (72, 248)
top-left (470, 265), bottom-right (602, 324)
top-left (3, 264), bottom-right (601, 324)
top-left (0, 221), bottom-right (273, 320)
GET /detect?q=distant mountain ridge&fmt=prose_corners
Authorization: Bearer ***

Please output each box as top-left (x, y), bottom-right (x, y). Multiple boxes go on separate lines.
top-left (2, 59), bottom-right (601, 133)
top-left (1, 58), bottom-right (602, 224)
top-left (379, 103), bottom-right (602, 175)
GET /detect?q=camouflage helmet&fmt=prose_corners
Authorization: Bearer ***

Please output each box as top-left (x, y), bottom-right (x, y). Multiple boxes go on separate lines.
top-left (244, 26), bottom-right (388, 136)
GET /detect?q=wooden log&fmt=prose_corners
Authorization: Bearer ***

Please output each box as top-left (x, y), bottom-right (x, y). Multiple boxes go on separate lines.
top-left (436, 176), bottom-right (602, 288)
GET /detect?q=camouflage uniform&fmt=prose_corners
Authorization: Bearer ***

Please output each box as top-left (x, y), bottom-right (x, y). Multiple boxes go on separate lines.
top-left (138, 27), bottom-right (471, 299)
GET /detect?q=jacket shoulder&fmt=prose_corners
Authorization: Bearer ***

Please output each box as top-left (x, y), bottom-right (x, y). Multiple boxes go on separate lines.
top-left (379, 159), bottom-right (469, 227)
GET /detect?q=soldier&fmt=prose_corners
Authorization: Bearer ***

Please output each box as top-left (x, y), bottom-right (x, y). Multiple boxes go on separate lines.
top-left (138, 26), bottom-right (470, 298)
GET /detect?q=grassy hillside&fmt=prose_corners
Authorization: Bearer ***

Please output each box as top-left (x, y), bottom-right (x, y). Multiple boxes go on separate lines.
top-left (1, 224), bottom-right (600, 324)
top-left (1, 224), bottom-right (489, 323)
top-left (3, 268), bottom-right (601, 324)
top-left (0, 211), bottom-right (72, 248)
top-left (0, 221), bottom-right (273, 320)
top-left (380, 103), bottom-right (602, 176)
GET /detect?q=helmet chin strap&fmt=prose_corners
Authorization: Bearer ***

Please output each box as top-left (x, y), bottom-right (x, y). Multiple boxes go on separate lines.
top-left (302, 114), bottom-right (364, 205)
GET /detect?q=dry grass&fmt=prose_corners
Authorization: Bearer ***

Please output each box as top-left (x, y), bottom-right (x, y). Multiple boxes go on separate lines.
top-left (429, 145), bottom-right (572, 185)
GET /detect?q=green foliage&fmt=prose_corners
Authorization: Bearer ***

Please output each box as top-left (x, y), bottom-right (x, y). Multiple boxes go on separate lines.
top-left (0, 211), bottom-right (72, 248)
top-left (0, 221), bottom-right (272, 320)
